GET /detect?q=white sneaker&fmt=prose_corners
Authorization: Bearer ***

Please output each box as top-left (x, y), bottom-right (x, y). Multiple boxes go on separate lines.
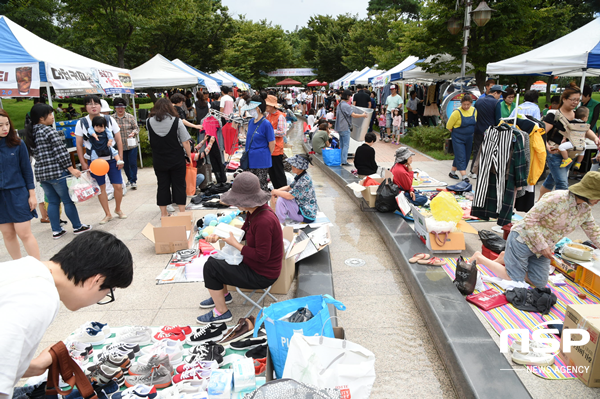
top-left (469, 173), bottom-right (477, 179)
top-left (70, 328), bottom-right (106, 346)
top-left (511, 350), bottom-right (555, 367)
top-left (141, 340), bottom-right (183, 356)
top-left (137, 346), bottom-right (183, 366)
top-left (115, 327), bottom-right (152, 346)
top-left (157, 385), bottom-right (180, 399)
top-left (176, 380), bottom-right (208, 394)
top-left (107, 192), bottom-right (114, 201)
top-left (166, 204), bottom-right (176, 213)
top-left (510, 339), bottom-right (558, 353)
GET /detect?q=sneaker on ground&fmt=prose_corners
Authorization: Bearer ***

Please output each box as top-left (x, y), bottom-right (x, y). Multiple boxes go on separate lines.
top-left (511, 350), bottom-right (555, 367)
top-left (172, 368), bottom-right (212, 384)
top-left (88, 352), bottom-right (132, 373)
top-left (196, 309), bottom-right (232, 324)
top-left (184, 343), bottom-right (224, 366)
top-left (245, 343), bottom-right (267, 359)
top-left (166, 204), bottom-right (176, 213)
top-left (199, 293), bottom-right (233, 309)
top-left (186, 323), bottom-right (227, 346)
top-left (73, 224), bottom-right (92, 235)
top-left (152, 331), bottom-right (186, 343)
top-left (53, 230), bottom-right (67, 240)
top-left (510, 339), bottom-right (558, 353)
top-left (125, 365), bottom-right (172, 389)
top-left (113, 384), bottom-right (157, 399)
top-left (137, 346), bottom-right (183, 367)
top-left (186, 341), bottom-right (225, 358)
top-left (469, 173), bottom-right (477, 179)
top-left (70, 327), bottom-right (106, 346)
top-left (115, 327), bottom-right (153, 346)
top-left (101, 342), bottom-right (140, 358)
top-left (87, 321), bottom-right (110, 337)
top-left (217, 316), bottom-right (255, 347)
top-left (89, 364), bottom-right (124, 386)
top-left (66, 341), bottom-right (93, 358)
top-left (462, 177), bottom-right (470, 184)
top-left (156, 384), bottom-right (180, 399)
top-left (161, 326), bottom-right (192, 335)
top-left (175, 380), bottom-right (207, 394)
top-left (131, 182), bottom-right (137, 190)
top-left (59, 219), bottom-right (68, 226)
top-left (141, 340), bottom-right (183, 356)
top-left (230, 337), bottom-right (267, 351)
top-left (175, 360), bottom-right (218, 374)
top-left (128, 354), bottom-right (173, 376)
top-left (126, 182), bottom-right (131, 187)
top-left (448, 172), bottom-right (460, 180)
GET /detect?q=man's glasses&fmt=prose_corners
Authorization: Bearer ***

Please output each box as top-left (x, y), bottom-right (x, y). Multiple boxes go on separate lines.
top-left (97, 288), bottom-right (115, 305)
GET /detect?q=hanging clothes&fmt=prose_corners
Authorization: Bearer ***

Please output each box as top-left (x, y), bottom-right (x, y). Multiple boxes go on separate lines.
top-left (202, 115), bottom-right (221, 145)
top-left (222, 122), bottom-right (239, 155)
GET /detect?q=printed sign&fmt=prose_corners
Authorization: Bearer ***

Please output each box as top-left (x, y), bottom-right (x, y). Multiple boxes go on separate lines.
top-left (371, 74), bottom-right (390, 88)
top-left (0, 62), bottom-right (40, 97)
top-left (268, 68), bottom-right (316, 77)
top-left (445, 91), bottom-right (479, 121)
top-left (47, 63), bottom-right (104, 96)
top-left (97, 69), bottom-right (134, 94)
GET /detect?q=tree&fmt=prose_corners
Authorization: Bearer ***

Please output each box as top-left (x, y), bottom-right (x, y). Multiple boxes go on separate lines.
top-left (221, 19), bottom-right (292, 88)
top-left (0, 0), bottom-right (60, 41)
top-left (367, 0), bottom-right (422, 19)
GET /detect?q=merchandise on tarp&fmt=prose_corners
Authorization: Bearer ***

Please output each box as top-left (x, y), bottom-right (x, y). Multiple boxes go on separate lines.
top-left (131, 54), bottom-right (198, 89)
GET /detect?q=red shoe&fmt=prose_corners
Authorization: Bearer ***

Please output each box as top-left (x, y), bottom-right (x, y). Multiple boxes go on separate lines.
top-left (152, 331), bottom-right (186, 343)
top-left (172, 368), bottom-right (211, 384)
top-left (161, 325), bottom-right (192, 335)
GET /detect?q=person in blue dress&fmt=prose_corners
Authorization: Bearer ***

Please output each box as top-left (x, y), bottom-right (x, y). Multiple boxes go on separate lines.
top-left (0, 109), bottom-right (40, 259)
top-left (242, 94), bottom-right (275, 192)
top-left (271, 154), bottom-right (318, 224)
top-left (445, 94), bottom-right (477, 183)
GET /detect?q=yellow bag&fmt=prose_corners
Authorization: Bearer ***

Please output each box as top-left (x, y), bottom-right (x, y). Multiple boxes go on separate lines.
top-left (430, 192), bottom-right (463, 223)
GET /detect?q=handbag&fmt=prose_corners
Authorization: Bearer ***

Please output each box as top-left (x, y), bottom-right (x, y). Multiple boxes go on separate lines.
top-left (240, 119), bottom-right (263, 170)
top-left (253, 294), bottom-right (346, 379)
top-left (454, 256), bottom-right (478, 295)
top-left (46, 341), bottom-right (98, 398)
top-left (198, 163), bottom-right (212, 189)
top-left (283, 327), bottom-right (376, 399)
top-left (374, 178), bottom-right (399, 213)
top-left (185, 164), bottom-right (197, 196)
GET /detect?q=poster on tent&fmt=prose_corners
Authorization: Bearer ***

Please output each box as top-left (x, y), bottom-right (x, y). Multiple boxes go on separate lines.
top-left (444, 91), bottom-right (479, 121)
top-left (46, 63), bottom-right (104, 97)
top-left (96, 68), bottom-right (135, 95)
top-left (0, 62), bottom-right (40, 98)
top-left (371, 74), bottom-right (390, 88)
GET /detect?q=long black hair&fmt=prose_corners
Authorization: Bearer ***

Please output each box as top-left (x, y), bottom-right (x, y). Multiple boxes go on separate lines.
top-left (25, 103), bottom-right (54, 151)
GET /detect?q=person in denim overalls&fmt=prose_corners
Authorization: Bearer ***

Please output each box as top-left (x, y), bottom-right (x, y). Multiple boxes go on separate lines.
top-left (446, 94), bottom-right (477, 183)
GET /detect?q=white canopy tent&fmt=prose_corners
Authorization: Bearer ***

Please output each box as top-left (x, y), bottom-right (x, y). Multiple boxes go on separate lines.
top-left (342, 67), bottom-right (370, 88)
top-left (401, 54), bottom-right (471, 81)
top-left (370, 56), bottom-right (420, 87)
top-left (330, 72), bottom-right (353, 89)
top-left (487, 17), bottom-right (600, 87)
top-left (171, 59), bottom-right (221, 92)
top-left (210, 71), bottom-right (234, 87)
top-left (131, 54), bottom-right (199, 89)
top-left (353, 68), bottom-right (385, 86)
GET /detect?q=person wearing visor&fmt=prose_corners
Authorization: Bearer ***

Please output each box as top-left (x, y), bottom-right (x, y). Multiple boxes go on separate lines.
top-left (242, 95), bottom-right (275, 192)
top-left (112, 98), bottom-right (139, 189)
top-left (270, 154), bottom-right (318, 224)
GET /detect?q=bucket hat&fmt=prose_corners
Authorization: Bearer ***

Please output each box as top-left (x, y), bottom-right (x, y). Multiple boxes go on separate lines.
top-left (220, 172), bottom-right (271, 208)
top-left (569, 171), bottom-right (600, 200)
top-left (394, 147), bottom-right (415, 164)
top-left (287, 154), bottom-right (311, 170)
top-left (265, 95), bottom-right (281, 108)
top-left (241, 101), bottom-right (261, 112)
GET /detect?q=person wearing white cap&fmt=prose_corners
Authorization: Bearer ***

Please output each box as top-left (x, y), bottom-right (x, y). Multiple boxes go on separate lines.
top-left (385, 84), bottom-right (403, 138)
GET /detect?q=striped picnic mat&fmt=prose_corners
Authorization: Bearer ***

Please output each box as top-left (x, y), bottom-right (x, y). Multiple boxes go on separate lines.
top-left (441, 257), bottom-right (600, 379)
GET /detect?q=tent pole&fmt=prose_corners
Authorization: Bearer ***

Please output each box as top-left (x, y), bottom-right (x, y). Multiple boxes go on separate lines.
top-left (132, 95), bottom-right (143, 169)
top-left (46, 82), bottom-right (56, 129)
top-left (580, 69), bottom-right (587, 91)
top-left (0, 98), bottom-right (3, 109)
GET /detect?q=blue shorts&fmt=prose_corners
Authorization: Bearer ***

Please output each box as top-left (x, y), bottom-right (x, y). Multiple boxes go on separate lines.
top-left (503, 231), bottom-right (550, 288)
top-left (90, 159), bottom-right (123, 186)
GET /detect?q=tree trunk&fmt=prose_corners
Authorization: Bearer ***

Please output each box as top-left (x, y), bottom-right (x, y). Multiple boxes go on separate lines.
top-left (546, 75), bottom-right (554, 103)
top-left (475, 70), bottom-right (487, 95)
top-left (117, 46), bottom-right (126, 69)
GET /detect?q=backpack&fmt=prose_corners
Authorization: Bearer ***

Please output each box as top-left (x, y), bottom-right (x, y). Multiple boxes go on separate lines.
top-left (553, 112), bottom-right (589, 153)
top-left (80, 116), bottom-right (114, 158)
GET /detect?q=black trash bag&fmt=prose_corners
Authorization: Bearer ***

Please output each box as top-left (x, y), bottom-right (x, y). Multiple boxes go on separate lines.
top-left (478, 230), bottom-right (506, 253)
top-left (374, 178), bottom-right (400, 213)
top-left (454, 256), bottom-right (478, 295)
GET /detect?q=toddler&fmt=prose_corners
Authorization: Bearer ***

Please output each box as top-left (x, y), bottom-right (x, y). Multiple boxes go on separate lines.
top-left (377, 111), bottom-right (386, 140)
top-left (557, 107), bottom-right (589, 168)
top-left (85, 116), bottom-right (120, 162)
top-left (391, 108), bottom-right (402, 145)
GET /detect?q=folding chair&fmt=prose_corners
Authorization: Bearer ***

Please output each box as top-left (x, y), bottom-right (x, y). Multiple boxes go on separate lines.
top-left (236, 286), bottom-right (277, 318)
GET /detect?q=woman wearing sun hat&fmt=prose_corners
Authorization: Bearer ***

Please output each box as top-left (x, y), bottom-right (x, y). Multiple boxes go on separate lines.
top-left (270, 154), bottom-right (318, 224)
top-left (470, 171), bottom-right (600, 288)
top-left (242, 95), bottom-right (276, 192)
top-left (390, 147), bottom-right (428, 206)
top-left (197, 172), bottom-right (283, 323)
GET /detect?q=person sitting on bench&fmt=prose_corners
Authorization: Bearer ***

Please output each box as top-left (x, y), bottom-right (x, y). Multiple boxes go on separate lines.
top-left (271, 154), bottom-right (318, 224)
top-left (197, 172), bottom-right (283, 323)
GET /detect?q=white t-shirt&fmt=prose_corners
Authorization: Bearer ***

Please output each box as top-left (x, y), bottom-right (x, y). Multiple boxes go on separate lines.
top-left (220, 95), bottom-right (234, 115)
top-left (307, 115), bottom-right (315, 128)
top-left (285, 93), bottom-right (292, 105)
top-left (74, 115), bottom-right (121, 160)
top-left (0, 257), bottom-right (60, 398)
top-left (238, 98), bottom-right (247, 116)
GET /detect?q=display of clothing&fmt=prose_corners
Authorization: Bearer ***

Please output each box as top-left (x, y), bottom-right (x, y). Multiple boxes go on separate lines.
top-left (471, 124), bottom-right (528, 226)
top-left (221, 123), bottom-right (238, 155)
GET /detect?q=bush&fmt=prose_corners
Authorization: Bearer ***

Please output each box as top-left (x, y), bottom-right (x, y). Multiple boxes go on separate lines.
top-left (138, 127), bottom-right (153, 167)
top-left (404, 126), bottom-right (450, 152)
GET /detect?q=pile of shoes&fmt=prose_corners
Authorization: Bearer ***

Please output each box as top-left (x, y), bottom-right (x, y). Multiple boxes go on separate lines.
top-left (510, 339), bottom-right (557, 367)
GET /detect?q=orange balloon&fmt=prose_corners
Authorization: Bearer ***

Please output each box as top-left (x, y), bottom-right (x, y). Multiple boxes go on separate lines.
top-left (90, 159), bottom-right (110, 176)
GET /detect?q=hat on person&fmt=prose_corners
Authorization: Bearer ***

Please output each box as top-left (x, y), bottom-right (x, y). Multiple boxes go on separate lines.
top-left (394, 147), bottom-right (415, 164)
top-left (265, 95), bottom-right (281, 108)
top-left (568, 171), bottom-right (600, 200)
top-left (241, 101), bottom-right (261, 112)
top-left (390, 84), bottom-right (397, 90)
top-left (490, 85), bottom-right (506, 94)
top-left (286, 154), bottom-right (311, 170)
top-left (100, 99), bottom-right (112, 113)
top-left (220, 172), bottom-right (271, 208)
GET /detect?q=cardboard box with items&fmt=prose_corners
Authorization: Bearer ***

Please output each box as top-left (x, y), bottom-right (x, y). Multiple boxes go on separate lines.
top-left (347, 170), bottom-right (394, 208)
top-left (142, 213), bottom-right (194, 254)
top-left (410, 203), bottom-right (465, 254)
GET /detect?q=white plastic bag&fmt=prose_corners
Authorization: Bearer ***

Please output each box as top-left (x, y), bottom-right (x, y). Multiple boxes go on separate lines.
top-left (282, 333), bottom-right (376, 399)
top-left (67, 171), bottom-right (100, 203)
top-left (212, 243), bottom-right (243, 265)
top-left (426, 218), bottom-right (456, 233)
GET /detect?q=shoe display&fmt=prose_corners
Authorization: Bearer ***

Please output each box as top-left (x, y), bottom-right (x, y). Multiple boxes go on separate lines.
top-left (199, 293), bottom-right (233, 309)
top-left (115, 327), bottom-right (153, 346)
top-left (245, 343), bottom-right (267, 359)
top-left (217, 316), bottom-right (255, 347)
top-left (100, 342), bottom-right (139, 360)
top-left (113, 384), bottom-right (157, 399)
top-left (511, 350), bottom-right (555, 367)
top-left (186, 323), bottom-right (227, 346)
top-left (129, 354), bottom-right (173, 376)
top-left (156, 385), bottom-right (180, 399)
top-left (53, 230), bottom-right (67, 240)
top-left (152, 331), bottom-right (186, 343)
top-left (73, 224), bottom-right (92, 234)
top-left (172, 368), bottom-right (211, 384)
top-left (137, 346), bottom-right (183, 367)
top-left (87, 321), bottom-right (111, 337)
top-left (175, 380), bottom-right (207, 394)
top-left (230, 337), bottom-right (267, 351)
top-left (254, 358), bottom-right (267, 376)
top-left (161, 326), bottom-right (192, 335)
top-left (88, 353), bottom-right (131, 373)
top-left (89, 364), bottom-right (124, 386)
top-left (184, 342), bottom-right (224, 366)
top-left (66, 341), bottom-right (93, 359)
top-left (124, 365), bottom-right (172, 389)
top-left (186, 341), bottom-right (225, 358)
top-left (70, 327), bottom-right (106, 346)
top-left (141, 340), bottom-right (183, 356)
top-left (175, 360), bottom-right (218, 374)
top-left (510, 339), bottom-right (557, 353)
top-left (196, 309), bottom-right (233, 324)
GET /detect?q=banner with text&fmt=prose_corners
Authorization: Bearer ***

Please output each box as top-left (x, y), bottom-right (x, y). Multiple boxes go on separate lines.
top-left (268, 68), bottom-right (316, 77)
top-left (97, 69), bottom-right (134, 94)
top-left (0, 62), bottom-right (40, 98)
top-left (47, 64), bottom-right (134, 96)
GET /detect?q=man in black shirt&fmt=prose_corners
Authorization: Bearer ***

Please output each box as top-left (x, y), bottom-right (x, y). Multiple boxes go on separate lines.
top-left (353, 84), bottom-right (372, 108)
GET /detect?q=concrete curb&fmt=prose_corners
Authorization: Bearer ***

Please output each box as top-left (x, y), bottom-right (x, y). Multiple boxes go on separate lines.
top-left (305, 142), bottom-right (531, 399)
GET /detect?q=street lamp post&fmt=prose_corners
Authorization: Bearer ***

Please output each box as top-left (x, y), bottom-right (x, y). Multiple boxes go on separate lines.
top-left (448, 1), bottom-right (495, 78)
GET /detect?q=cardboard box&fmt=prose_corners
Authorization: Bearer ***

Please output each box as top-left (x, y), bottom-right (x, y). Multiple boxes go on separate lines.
top-left (142, 213), bottom-right (193, 254)
top-left (410, 204), bottom-right (465, 254)
top-left (286, 225), bottom-right (331, 262)
top-left (228, 226), bottom-right (296, 295)
top-left (356, 170), bottom-right (393, 208)
top-left (559, 304), bottom-right (600, 387)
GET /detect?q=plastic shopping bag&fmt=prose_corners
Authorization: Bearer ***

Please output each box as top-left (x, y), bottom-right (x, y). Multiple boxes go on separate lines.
top-left (283, 333), bottom-right (376, 399)
top-left (430, 191), bottom-right (463, 223)
top-left (322, 148), bottom-right (341, 166)
top-left (375, 178), bottom-right (400, 213)
top-left (186, 164), bottom-right (197, 196)
top-left (67, 171), bottom-right (100, 203)
top-left (454, 256), bottom-right (478, 295)
top-left (211, 243), bottom-right (243, 265)
top-left (253, 295), bottom-right (346, 379)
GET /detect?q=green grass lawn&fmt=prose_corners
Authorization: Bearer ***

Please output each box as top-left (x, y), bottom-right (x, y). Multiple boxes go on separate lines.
top-left (1, 98), bottom-right (153, 131)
